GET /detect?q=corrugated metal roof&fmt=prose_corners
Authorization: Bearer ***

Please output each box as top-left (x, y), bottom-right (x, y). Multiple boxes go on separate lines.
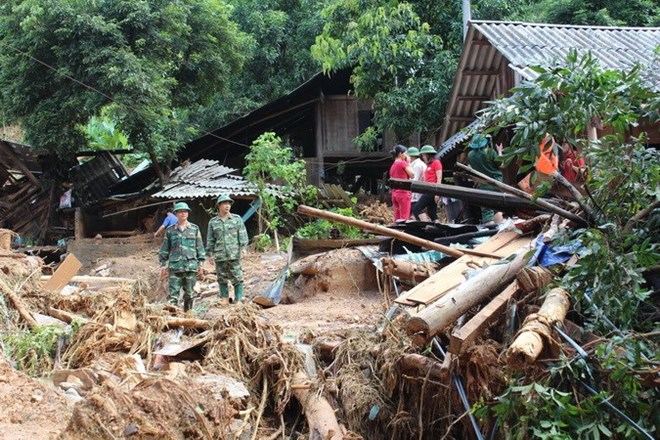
top-left (473, 21), bottom-right (659, 86)
top-left (437, 119), bottom-right (480, 159)
top-left (439, 21), bottom-right (660, 149)
top-left (152, 159), bottom-right (258, 199)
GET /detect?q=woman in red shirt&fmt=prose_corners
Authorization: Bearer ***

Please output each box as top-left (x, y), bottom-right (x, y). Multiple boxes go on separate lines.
top-left (388, 144), bottom-right (414, 222)
top-left (412, 145), bottom-right (442, 222)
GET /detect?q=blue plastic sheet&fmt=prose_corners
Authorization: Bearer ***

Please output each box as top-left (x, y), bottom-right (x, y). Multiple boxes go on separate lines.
top-left (530, 234), bottom-right (583, 267)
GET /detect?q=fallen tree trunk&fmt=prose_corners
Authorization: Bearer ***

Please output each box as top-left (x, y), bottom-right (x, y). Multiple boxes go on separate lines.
top-left (297, 205), bottom-right (499, 259)
top-left (506, 288), bottom-right (571, 370)
top-left (292, 371), bottom-right (343, 440)
top-left (381, 257), bottom-right (436, 282)
top-left (0, 277), bottom-right (37, 329)
top-left (455, 163), bottom-right (588, 226)
top-left (400, 353), bottom-right (446, 381)
top-left (406, 247), bottom-right (532, 346)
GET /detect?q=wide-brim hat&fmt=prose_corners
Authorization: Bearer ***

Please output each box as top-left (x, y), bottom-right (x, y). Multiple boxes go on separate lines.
top-left (216, 194), bottom-right (234, 205)
top-left (173, 202), bottom-right (191, 212)
top-left (469, 135), bottom-right (488, 149)
top-left (407, 147), bottom-right (420, 157)
top-left (420, 145), bottom-right (437, 155)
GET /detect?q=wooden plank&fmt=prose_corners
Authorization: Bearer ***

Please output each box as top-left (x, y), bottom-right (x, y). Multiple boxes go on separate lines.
top-left (43, 253), bottom-right (82, 293)
top-left (396, 232), bottom-right (526, 305)
top-left (449, 281), bottom-right (519, 355)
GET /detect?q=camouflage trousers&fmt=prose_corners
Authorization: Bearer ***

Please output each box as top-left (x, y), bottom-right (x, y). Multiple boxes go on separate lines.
top-left (168, 271), bottom-right (196, 306)
top-left (214, 259), bottom-right (243, 286)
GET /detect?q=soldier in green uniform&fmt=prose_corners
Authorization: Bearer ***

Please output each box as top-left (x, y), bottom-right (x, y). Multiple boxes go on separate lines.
top-left (206, 194), bottom-right (249, 302)
top-left (158, 202), bottom-right (205, 311)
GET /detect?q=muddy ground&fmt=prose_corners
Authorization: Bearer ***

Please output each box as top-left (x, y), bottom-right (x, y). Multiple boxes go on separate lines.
top-left (1, 234), bottom-right (386, 439)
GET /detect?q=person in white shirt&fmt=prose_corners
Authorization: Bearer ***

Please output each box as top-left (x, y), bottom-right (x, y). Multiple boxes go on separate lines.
top-left (407, 147), bottom-right (426, 217)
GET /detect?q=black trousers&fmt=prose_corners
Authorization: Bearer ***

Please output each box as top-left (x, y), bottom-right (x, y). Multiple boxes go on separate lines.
top-left (412, 193), bottom-right (438, 221)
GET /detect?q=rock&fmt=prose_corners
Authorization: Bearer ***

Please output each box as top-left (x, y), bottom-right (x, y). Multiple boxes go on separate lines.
top-left (196, 374), bottom-right (249, 400)
top-left (59, 381), bottom-right (81, 393)
top-left (226, 419), bottom-right (251, 440)
top-left (53, 368), bottom-right (98, 390)
top-left (33, 313), bottom-right (69, 330)
top-left (64, 388), bottom-right (83, 402)
top-left (123, 423), bottom-right (139, 436)
top-left (31, 391), bottom-right (44, 403)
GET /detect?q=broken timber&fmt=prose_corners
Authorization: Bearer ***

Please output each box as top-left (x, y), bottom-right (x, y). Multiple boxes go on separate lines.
top-left (396, 231), bottom-right (531, 306)
top-left (449, 281), bottom-right (520, 355)
top-left (506, 287), bottom-right (571, 369)
top-left (382, 257), bottom-right (436, 282)
top-left (389, 178), bottom-right (533, 211)
top-left (297, 205), bottom-right (500, 259)
top-left (0, 276), bottom-right (37, 329)
top-left (406, 245), bottom-right (532, 346)
top-left (456, 163), bottom-right (588, 226)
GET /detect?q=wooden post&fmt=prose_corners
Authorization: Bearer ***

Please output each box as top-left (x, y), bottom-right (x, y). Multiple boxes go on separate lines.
top-left (506, 288), bottom-right (571, 369)
top-left (297, 205), bottom-right (499, 259)
top-left (75, 208), bottom-right (86, 240)
top-left (406, 246), bottom-right (531, 346)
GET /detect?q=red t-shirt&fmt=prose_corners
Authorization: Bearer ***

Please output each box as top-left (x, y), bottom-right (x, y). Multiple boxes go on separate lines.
top-left (424, 159), bottom-right (442, 183)
top-left (389, 159), bottom-right (410, 180)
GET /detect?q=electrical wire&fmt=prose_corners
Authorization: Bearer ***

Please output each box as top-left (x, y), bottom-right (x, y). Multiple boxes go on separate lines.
top-left (0, 40), bottom-right (250, 148)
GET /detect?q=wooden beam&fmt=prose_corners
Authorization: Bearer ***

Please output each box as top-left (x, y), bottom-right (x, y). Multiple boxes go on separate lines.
top-left (43, 253), bottom-right (82, 293)
top-left (449, 281), bottom-right (519, 355)
top-left (457, 95), bottom-right (491, 101)
top-left (462, 69), bottom-right (498, 76)
top-left (0, 141), bottom-right (41, 188)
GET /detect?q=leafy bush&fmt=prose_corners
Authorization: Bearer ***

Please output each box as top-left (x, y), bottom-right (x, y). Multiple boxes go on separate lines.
top-left (3, 325), bottom-right (66, 376)
top-left (296, 207), bottom-right (364, 240)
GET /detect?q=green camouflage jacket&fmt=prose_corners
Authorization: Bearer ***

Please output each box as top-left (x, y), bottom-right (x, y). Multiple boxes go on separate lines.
top-left (159, 222), bottom-right (205, 271)
top-left (206, 214), bottom-right (248, 261)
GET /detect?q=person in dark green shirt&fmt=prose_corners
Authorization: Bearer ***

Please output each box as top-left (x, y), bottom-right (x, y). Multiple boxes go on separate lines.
top-left (467, 135), bottom-right (504, 223)
top-left (158, 202), bottom-right (205, 311)
top-left (206, 194), bottom-right (249, 302)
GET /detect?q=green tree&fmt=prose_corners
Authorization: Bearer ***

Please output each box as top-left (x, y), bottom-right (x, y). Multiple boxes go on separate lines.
top-left (0, 0), bottom-right (248, 181)
top-left (519, 0), bottom-right (660, 27)
top-left (243, 132), bottom-right (315, 249)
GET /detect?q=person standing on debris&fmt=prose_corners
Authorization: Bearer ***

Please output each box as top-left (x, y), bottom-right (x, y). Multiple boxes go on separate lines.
top-left (388, 145), bottom-right (415, 223)
top-left (467, 134), bottom-right (504, 223)
top-left (412, 145), bottom-right (442, 222)
top-left (158, 202), bottom-right (205, 311)
top-left (407, 147), bottom-right (426, 216)
top-left (206, 194), bottom-right (249, 303)
top-left (154, 207), bottom-right (177, 238)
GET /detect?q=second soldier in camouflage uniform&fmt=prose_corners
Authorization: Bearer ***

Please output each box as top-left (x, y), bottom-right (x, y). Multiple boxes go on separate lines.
top-left (158, 202), bottom-right (205, 311)
top-left (206, 194), bottom-right (249, 302)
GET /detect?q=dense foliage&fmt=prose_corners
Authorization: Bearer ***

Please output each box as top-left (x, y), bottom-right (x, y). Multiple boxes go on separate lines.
top-left (0, 0), bottom-right (248, 165)
top-left (475, 51), bottom-right (659, 438)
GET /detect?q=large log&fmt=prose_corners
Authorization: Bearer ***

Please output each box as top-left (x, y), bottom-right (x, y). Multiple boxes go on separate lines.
top-left (455, 163), bottom-right (588, 226)
top-left (381, 257), bottom-right (435, 282)
top-left (449, 281), bottom-right (520, 355)
top-left (297, 205), bottom-right (499, 259)
top-left (400, 353), bottom-right (446, 381)
top-left (0, 276), bottom-right (37, 328)
top-left (292, 371), bottom-right (343, 440)
top-left (506, 288), bottom-right (571, 369)
top-left (406, 246), bottom-right (532, 346)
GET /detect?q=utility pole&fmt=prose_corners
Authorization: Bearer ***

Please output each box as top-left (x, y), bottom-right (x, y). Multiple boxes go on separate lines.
top-left (463, 0), bottom-right (471, 41)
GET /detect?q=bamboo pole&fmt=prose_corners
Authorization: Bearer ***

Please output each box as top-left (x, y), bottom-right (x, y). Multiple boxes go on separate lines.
top-left (406, 246), bottom-right (532, 346)
top-left (46, 307), bottom-right (89, 325)
top-left (455, 163), bottom-right (588, 226)
top-left (297, 205), bottom-right (500, 259)
top-left (506, 288), bottom-right (571, 370)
